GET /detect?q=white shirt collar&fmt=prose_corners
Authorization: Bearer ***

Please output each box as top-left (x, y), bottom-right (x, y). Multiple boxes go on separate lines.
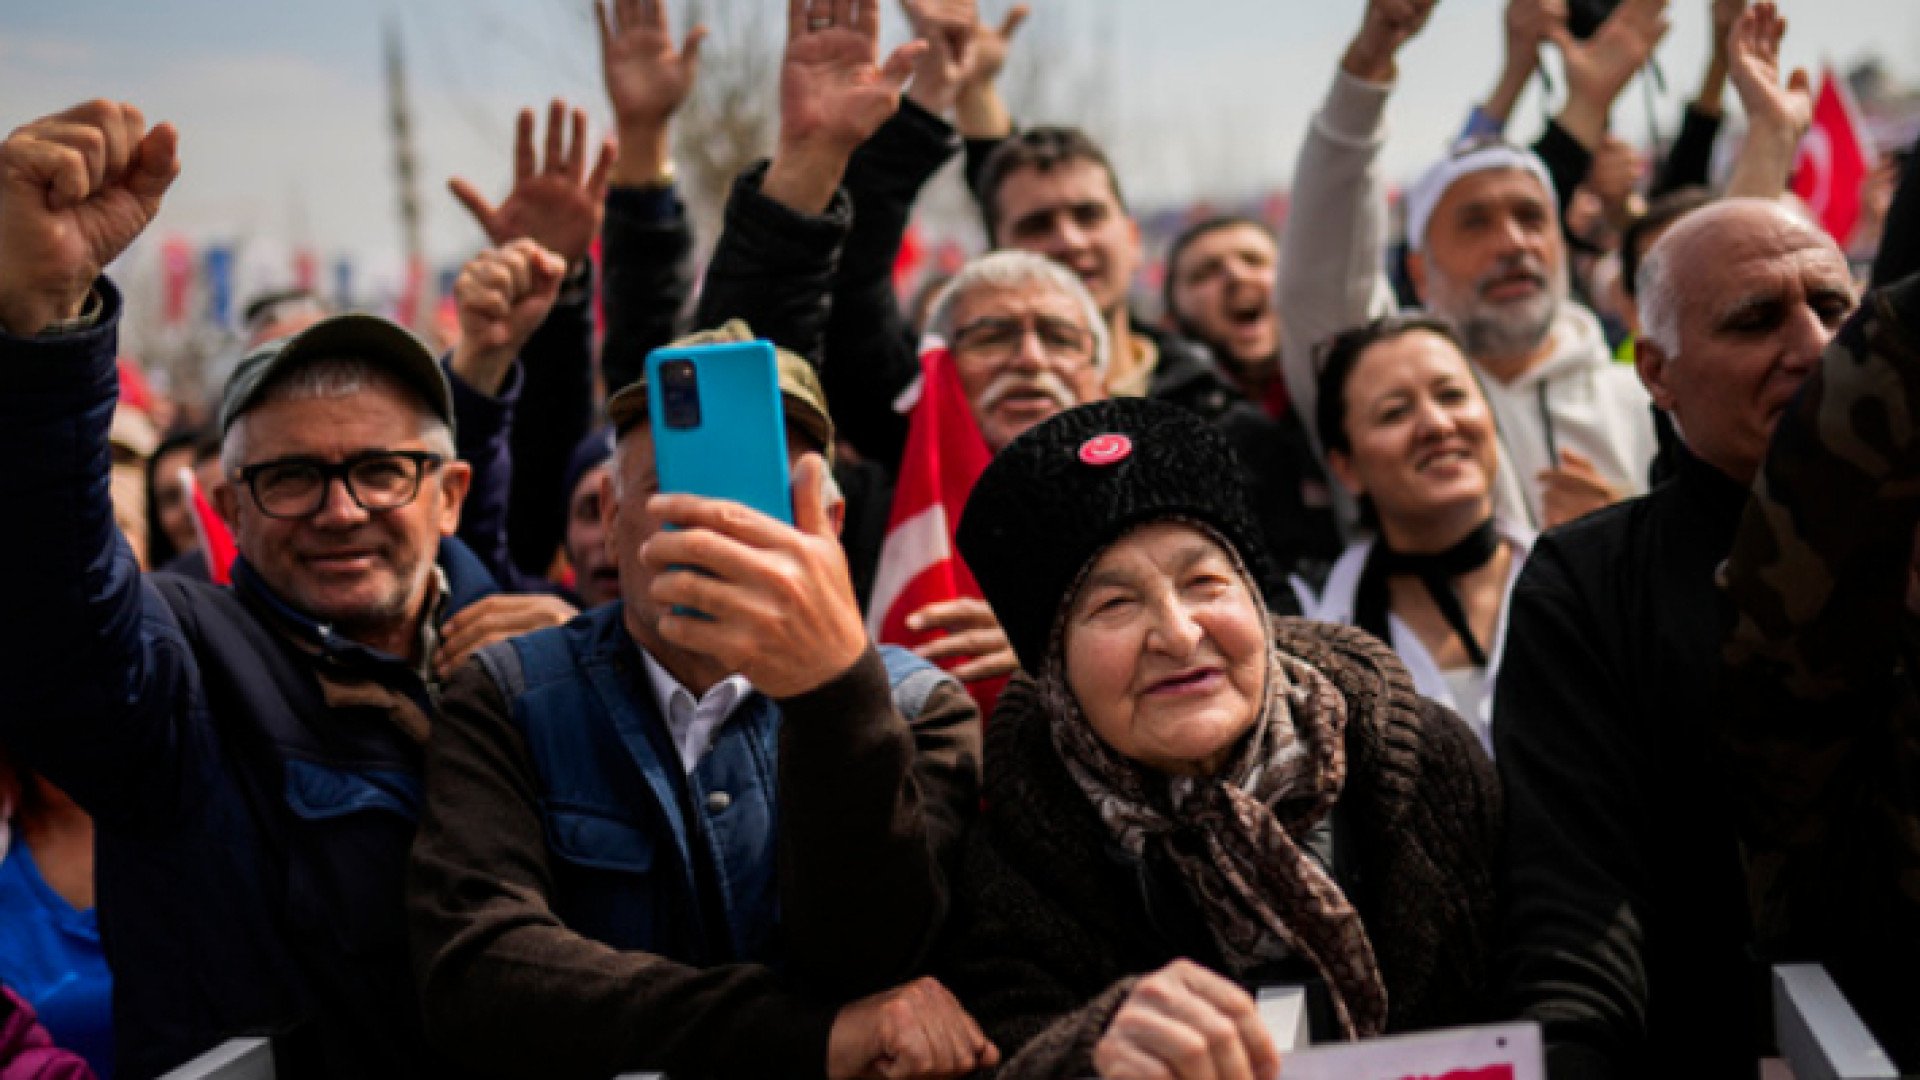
top-left (639, 650), bottom-right (754, 775)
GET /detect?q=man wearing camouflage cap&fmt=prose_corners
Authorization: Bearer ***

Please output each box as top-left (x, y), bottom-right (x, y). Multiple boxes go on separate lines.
top-left (406, 322), bottom-right (996, 1078)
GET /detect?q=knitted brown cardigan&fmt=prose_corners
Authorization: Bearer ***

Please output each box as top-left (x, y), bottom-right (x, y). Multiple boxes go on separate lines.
top-left (937, 618), bottom-right (1502, 1077)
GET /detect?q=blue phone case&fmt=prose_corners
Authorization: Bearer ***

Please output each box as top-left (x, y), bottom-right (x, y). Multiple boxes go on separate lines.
top-left (645, 340), bottom-right (793, 525)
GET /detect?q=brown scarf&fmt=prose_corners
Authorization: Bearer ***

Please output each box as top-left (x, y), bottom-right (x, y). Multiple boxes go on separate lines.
top-left (1041, 533), bottom-right (1389, 1038)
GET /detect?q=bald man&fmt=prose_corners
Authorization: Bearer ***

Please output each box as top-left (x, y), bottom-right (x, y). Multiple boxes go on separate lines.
top-left (1491, 201), bottom-right (1857, 1078)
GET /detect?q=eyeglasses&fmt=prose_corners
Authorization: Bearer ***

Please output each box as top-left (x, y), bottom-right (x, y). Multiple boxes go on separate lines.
top-left (950, 315), bottom-right (1094, 365)
top-left (235, 449), bottom-right (445, 520)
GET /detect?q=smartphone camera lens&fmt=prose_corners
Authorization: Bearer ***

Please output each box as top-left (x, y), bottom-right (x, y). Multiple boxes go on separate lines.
top-left (660, 360), bottom-right (702, 430)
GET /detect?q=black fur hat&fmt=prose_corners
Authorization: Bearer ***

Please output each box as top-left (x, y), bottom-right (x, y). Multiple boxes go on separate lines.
top-left (956, 397), bottom-right (1275, 674)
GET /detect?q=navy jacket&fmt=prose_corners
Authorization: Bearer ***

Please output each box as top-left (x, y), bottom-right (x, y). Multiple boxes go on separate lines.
top-left (0, 281), bottom-right (502, 1079)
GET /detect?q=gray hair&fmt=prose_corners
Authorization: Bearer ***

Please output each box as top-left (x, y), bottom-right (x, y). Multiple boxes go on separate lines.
top-left (223, 356), bottom-right (455, 473)
top-left (924, 251), bottom-right (1111, 371)
top-left (1635, 241), bottom-right (1683, 355)
top-left (1635, 198), bottom-right (1837, 358)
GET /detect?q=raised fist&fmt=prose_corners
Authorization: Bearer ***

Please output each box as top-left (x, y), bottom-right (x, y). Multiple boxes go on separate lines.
top-left (448, 238), bottom-right (567, 395)
top-left (0, 100), bottom-right (179, 336)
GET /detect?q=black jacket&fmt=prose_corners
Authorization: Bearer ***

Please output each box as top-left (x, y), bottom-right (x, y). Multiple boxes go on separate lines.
top-left (0, 282), bottom-right (502, 1078)
top-left (1493, 446), bottom-right (1762, 1079)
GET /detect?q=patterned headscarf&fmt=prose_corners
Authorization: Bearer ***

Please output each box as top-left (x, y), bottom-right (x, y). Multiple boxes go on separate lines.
top-left (1041, 521), bottom-right (1389, 1039)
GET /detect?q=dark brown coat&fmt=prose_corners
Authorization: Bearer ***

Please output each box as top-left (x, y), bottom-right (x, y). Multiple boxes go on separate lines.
top-left (939, 619), bottom-right (1501, 1077)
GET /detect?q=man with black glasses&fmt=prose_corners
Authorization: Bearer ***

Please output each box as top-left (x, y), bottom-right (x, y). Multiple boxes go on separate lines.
top-left (0, 100), bottom-right (564, 1077)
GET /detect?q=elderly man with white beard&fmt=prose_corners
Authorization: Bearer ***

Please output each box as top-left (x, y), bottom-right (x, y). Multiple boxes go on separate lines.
top-left (1280, 0), bottom-right (1662, 533)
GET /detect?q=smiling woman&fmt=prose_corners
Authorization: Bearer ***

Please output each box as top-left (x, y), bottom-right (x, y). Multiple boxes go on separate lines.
top-left (1300, 315), bottom-right (1533, 750)
top-left (941, 397), bottom-right (1501, 1075)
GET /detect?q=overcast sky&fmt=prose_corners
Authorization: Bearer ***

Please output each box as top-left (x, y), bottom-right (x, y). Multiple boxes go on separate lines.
top-left (4, 0), bottom-right (1916, 276)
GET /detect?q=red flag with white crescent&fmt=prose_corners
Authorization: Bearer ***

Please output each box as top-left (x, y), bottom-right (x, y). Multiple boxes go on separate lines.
top-left (182, 466), bottom-right (238, 586)
top-left (867, 341), bottom-right (1006, 716)
top-left (1792, 66), bottom-right (1873, 244)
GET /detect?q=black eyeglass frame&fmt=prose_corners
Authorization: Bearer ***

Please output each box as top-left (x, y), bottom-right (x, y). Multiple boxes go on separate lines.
top-left (949, 314), bottom-right (1096, 366)
top-left (234, 449), bottom-right (447, 521)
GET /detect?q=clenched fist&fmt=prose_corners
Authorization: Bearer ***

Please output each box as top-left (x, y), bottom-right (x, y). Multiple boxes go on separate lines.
top-left (448, 238), bottom-right (567, 396)
top-left (0, 100), bottom-right (179, 336)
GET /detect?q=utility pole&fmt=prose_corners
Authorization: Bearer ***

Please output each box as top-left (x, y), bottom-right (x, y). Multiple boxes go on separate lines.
top-left (385, 19), bottom-right (428, 331)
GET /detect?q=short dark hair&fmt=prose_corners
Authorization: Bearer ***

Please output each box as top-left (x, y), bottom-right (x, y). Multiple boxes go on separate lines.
top-left (1313, 314), bottom-right (1467, 458)
top-left (1161, 215), bottom-right (1278, 321)
top-left (977, 126), bottom-right (1127, 242)
top-left (1620, 187), bottom-right (1715, 300)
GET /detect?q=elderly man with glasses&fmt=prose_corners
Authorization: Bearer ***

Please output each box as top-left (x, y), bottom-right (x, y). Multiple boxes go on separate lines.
top-left (0, 100), bottom-right (572, 1077)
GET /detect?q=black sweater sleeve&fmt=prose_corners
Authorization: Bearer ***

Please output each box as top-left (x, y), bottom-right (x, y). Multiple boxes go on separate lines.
top-left (824, 101), bottom-right (960, 470)
top-left (692, 163), bottom-right (851, 368)
top-left (505, 268), bottom-right (595, 580)
top-left (1649, 104), bottom-right (1721, 198)
top-left (1533, 119), bottom-right (1594, 235)
top-left (601, 184), bottom-right (696, 395)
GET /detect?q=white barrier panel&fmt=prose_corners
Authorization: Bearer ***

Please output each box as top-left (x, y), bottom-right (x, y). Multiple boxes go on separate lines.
top-left (1280, 1022), bottom-right (1542, 1080)
top-left (1257, 985), bottom-right (1311, 1054)
top-left (1772, 964), bottom-right (1898, 1080)
top-left (157, 1038), bottom-right (275, 1080)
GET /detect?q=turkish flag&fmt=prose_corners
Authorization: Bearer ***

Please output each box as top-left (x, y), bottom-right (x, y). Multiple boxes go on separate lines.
top-left (1793, 67), bottom-right (1873, 244)
top-left (867, 341), bottom-right (1006, 716)
top-left (182, 466), bottom-right (238, 586)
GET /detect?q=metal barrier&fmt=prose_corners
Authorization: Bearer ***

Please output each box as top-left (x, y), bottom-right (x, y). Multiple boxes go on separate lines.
top-left (1772, 964), bottom-right (1900, 1080)
top-left (156, 1038), bottom-right (275, 1080)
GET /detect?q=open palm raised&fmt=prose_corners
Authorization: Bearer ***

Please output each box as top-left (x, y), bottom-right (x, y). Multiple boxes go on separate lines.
top-left (779, 0), bottom-right (925, 160)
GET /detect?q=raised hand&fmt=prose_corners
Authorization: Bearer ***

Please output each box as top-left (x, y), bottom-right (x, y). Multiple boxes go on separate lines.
top-left (1505, 0), bottom-right (1566, 76)
top-left (1093, 960), bottom-right (1281, 1080)
top-left (1723, 2), bottom-right (1810, 200)
top-left (1711, 0), bottom-right (1749, 52)
top-left (597, 0), bottom-right (706, 131)
top-left (1695, 0), bottom-right (1748, 115)
top-left (1342, 0), bottom-right (1440, 83)
top-left (1727, 3), bottom-right (1809, 139)
top-left (0, 100), bottom-right (179, 336)
top-left (781, 0), bottom-right (924, 159)
top-left (1552, 0), bottom-right (1671, 148)
top-left (901, 0), bottom-right (979, 117)
top-left (1485, 0), bottom-right (1568, 127)
top-left (953, 3), bottom-right (1027, 138)
top-left (958, 3), bottom-right (1027, 93)
top-left (447, 99), bottom-right (614, 266)
top-left (825, 976), bottom-right (998, 1080)
top-left (763, 0), bottom-right (926, 214)
top-left (448, 238), bottom-right (568, 395)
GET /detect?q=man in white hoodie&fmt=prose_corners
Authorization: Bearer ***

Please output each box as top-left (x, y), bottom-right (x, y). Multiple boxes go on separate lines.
top-left (1280, 0), bottom-right (1663, 533)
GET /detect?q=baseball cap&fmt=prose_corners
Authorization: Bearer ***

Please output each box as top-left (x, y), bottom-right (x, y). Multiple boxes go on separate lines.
top-left (605, 320), bottom-right (835, 462)
top-left (218, 313), bottom-right (453, 435)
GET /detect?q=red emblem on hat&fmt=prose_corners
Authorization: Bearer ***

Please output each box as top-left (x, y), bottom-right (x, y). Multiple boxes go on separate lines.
top-left (1078, 434), bottom-right (1132, 466)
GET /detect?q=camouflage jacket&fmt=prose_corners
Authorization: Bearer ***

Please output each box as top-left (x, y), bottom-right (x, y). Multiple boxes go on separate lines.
top-left (1717, 272), bottom-right (1920, 1065)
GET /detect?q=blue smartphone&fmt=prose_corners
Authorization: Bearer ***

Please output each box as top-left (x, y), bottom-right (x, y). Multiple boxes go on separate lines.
top-left (645, 339), bottom-right (793, 525)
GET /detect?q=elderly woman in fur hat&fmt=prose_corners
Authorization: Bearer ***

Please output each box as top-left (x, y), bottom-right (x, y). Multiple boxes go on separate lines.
top-left (941, 397), bottom-right (1500, 1079)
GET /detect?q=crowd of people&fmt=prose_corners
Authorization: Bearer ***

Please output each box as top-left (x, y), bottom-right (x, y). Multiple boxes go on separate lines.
top-left (1, 0), bottom-right (1917, 1077)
